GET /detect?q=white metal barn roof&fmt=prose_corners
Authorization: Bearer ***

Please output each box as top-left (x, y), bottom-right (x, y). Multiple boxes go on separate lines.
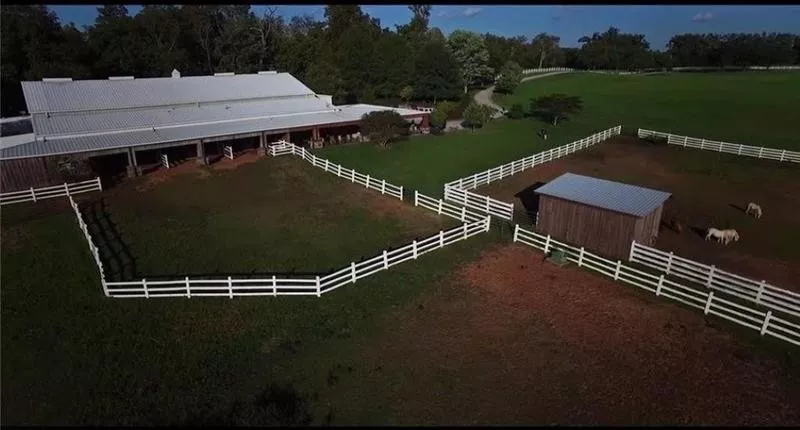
top-left (0, 72), bottom-right (428, 160)
top-left (534, 172), bottom-right (672, 217)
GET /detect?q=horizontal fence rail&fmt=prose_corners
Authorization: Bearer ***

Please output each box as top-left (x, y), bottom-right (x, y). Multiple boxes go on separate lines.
top-left (269, 140), bottom-right (404, 200)
top-left (637, 129), bottom-right (799, 163)
top-left (414, 190), bottom-right (487, 223)
top-left (442, 126), bottom-right (622, 221)
top-left (104, 214), bottom-right (491, 298)
top-left (512, 225), bottom-right (800, 347)
top-left (629, 241), bottom-right (800, 319)
top-left (1, 177), bottom-right (102, 206)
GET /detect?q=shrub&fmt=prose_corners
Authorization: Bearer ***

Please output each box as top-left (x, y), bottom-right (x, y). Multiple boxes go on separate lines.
top-left (506, 103), bottom-right (525, 119)
top-left (360, 111), bottom-right (410, 148)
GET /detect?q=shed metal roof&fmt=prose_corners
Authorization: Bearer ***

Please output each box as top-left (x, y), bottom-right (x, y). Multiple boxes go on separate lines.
top-left (21, 72), bottom-right (315, 114)
top-left (534, 172), bottom-right (671, 217)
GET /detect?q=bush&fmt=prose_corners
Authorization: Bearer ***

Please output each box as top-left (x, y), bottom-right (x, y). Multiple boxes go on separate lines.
top-left (360, 110), bottom-right (410, 148)
top-left (506, 103), bottom-right (525, 119)
top-left (495, 61), bottom-right (523, 94)
top-left (462, 102), bottom-right (494, 130)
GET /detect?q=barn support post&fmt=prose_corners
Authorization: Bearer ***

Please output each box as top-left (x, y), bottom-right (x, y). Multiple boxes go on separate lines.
top-left (126, 147), bottom-right (141, 177)
top-left (196, 141), bottom-right (207, 165)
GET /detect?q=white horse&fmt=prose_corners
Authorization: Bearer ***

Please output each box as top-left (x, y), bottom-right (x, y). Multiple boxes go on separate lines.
top-left (722, 229), bottom-right (740, 245)
top-left (745, 202), bottom-right (763, 219)
top-left (705, 228), bottom-right (727, 243)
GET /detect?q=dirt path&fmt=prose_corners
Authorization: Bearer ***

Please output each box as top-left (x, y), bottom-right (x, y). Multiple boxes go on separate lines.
top-left (473, 71), bottom-right (571, 118)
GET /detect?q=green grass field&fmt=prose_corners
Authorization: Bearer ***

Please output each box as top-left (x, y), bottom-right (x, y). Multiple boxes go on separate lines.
top-left (3, 72), bottom-right (799, 425)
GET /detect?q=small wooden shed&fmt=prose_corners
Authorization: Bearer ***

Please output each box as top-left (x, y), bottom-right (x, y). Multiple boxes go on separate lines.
top-left (534, 173), bottom-right (671, 261)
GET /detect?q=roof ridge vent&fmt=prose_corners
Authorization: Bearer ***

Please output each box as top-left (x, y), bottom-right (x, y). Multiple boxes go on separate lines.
top-left (214, 72), bottom-right (235, 77)
top-left (171, 69), bottom-right (181, 78)
top-left (257, 71), bottom-right (278, 75)
top-left (42, 78), bottom-right (73, 83)
top-left (108, 76), bottom-right (135, 81)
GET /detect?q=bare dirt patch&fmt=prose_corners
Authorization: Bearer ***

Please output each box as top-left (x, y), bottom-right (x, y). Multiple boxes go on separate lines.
top-left (344, 243), bottom-right (799, 425)
top-left (479, 136), bottom-right (800, 290)
top-left (210, 149), bottom-right (262, 171)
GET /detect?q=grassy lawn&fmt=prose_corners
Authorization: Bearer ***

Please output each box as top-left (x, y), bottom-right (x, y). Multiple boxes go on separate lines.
top-left (0, 154), bottom-right (480, 425)
top-left (318, 72), bottom-right (799, 197)
top-left (495, 71), bottom-right (800, 150)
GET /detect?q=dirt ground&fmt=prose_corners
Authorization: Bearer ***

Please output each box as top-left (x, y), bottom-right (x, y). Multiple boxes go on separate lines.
top-left (333, 243), bottom-right (800, 425)
top-left (478, 136), bottom-right (800, 291)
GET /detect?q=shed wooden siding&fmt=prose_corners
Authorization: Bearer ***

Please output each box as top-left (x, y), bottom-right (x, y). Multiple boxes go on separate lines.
top-left (0, 157), bottom-right (63, 192)
top-left (633, 204), bottom-right (663, 245)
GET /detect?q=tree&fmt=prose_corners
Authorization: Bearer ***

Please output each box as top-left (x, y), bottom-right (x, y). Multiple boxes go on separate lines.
top-left (506, 103), bottom-right (525, 119)
top-left (531, 33), bottom-right (561, 69)
top-left (462, 101), bottom-right (493, 130)
top-left (412, 39), bottom-right (462, 101)
top-left (495, 60), bottom-right (523, 94)
top-left (447, 30), bottom-right (494, 93)
top-left (430, 100), bottom-right (456, 129)
top-left (529, 93), bottom-right (583, 126)
top-left (360, 110), bottom-right (409, 148)
top-left (400, 85), bottom-right (414, 103)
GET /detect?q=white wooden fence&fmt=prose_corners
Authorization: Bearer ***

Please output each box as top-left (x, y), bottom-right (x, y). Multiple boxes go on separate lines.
top-left (224, 145), bottom-right (234, 160)
top-left (442, 126), bottom-right (622, 220)
top-left (161, 153), bottom-right (170, 169)
top-left (629, 241), bottom-right (800, 319)
top-left (102, 207), bottom-right (491, 298)
top-left (637, 128), bottom-right (799, 163)
top-left (269, 140), bottom-right (404, 200)
top-left (521, 67), bottom-right (574, 74)
top-left (414, 190), bottom-right (487, 223)
top-left (69, 194), bottom-right (109, 296)
top-left (1, 177), bottom-right (102, 206)
top-left (513, 225), bottom-right (800, 347)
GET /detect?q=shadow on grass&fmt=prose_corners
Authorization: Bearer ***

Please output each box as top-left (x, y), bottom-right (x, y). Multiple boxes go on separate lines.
top-left (729, 203), bottom-right (746, 214)
top-left (183, 382), bottom-right (314, 426)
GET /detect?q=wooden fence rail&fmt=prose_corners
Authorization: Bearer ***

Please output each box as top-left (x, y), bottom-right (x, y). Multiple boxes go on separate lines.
top-left (269, 140), bottom-right (404, 200)
top-left (637, 128), bottom-right (799, 163)
top-left (629, 241), bottom-right (800, 319)
top-left (513, 225), bottom-right (800, 347)
top-left (1, 177), bottom-right (102, 206)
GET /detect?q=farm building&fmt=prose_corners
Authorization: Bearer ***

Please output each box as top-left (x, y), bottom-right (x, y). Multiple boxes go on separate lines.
top-left (0, 70), bottom-right (429, 191)
top-left (534, 172), bottom-right (672, 261)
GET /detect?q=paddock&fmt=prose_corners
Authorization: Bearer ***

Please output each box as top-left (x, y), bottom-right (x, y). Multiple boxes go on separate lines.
top-left (477, 135), bottom-right (800, 291)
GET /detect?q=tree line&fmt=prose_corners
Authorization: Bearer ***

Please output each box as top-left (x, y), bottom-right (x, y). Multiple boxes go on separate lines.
top-left (2, 5), bottom-right (799, 117)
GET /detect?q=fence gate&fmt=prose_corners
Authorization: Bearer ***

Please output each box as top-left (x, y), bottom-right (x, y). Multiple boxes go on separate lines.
top-left (224, 145), bottom-right (234, 160)
top-left (161, 153), bottom-right (170, 170)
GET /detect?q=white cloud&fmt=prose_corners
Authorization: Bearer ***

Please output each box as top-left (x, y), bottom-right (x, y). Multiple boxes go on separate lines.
top-left (462, 7), bottom-right (482, 18)
top-left (691, 12), bottom-right (713, 22)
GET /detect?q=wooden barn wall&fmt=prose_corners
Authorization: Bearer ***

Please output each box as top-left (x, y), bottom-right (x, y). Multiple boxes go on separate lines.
top-left (0, 157), bottom-right (63, 192)
top-left (536, 195), bottom-right (638, 261)
top-left (633, 205), bottom-right (664, 246)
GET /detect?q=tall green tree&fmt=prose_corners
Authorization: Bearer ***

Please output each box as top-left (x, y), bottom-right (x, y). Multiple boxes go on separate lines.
top-left (531, 33), bottom-right (561, 68)
top-left (495, 60), bottom-right (523, 94)
top-left (447, 30), bottom-right (494, 93)
top-left (412, 39), bottom-right (462, 101)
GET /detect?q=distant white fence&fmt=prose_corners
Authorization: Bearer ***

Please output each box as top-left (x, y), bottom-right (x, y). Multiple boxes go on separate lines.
top-left (513, 225), bottom-right (800, 347)
top-left (269, 140), bottom-right (404, 200)
top-left (522, 67), bottom-right (574, 74)
top-left (637, 129), bottom-right (799, 163)
top-left (629, 241), bottom-right (800, 319)
top-left (1, 177), bottom-right (102, 206)
top-left (102, 201), bottom-right (491, 298)
top-left (443, 126), bottom-right (622, 220)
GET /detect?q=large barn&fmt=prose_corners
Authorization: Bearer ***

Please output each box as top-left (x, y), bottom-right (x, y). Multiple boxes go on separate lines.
top-left (534, 173), bottom-right (672, 260)
top-left (0, 70), bottom-right (430, 191)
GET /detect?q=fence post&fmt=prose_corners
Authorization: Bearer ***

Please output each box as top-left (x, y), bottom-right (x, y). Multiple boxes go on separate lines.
top-left (101, 278), bottom-right (110, 297)
top-left (544, 235), bottom-right (551, 254)
top-left (185, 276), bottom-right (191, 298)
top-left (366, 174), bottom-right (371, 189)
top-left (484, 215), bottom-right (491, 232)
top-left (64, 182), bottom-right (70, 196)
top-left (614, 261), bottom-right (622, 280)
top-left (462, 223), bottom-right (468, 240)
top-left (399, 186), bottom-right (403, 200)
top-left (666, 252), bottom-right (674, 275)
top-left (485, 198), bottom-right (490, 214)
top-left (381, 180), bottom-right (386, 195)
top-left (30, 187), bottom-right (36, 202)
top-left (704, 292), bottom-right (714, 314)
top-left (437, 199), bottom-right (443, 215)
top-left (700, 139), bottom-right (705, 150)
top-left (628, 241), bottom-right (637, 261)
top-left (351, 262), bottom-right (356, 283)
top-left (351, 170), bottom-right (355, 183)
top-left (683, 136), bottom-right (688, 147)
top-left (142, 278), bottom-right (149, 299)
top-left (578, 247), bottom-right (585, 267)
top-left (228, 276), bottom-right (233, 299)
top-left (656, 275), bottom-right (664, 296)
top-left (706, 265), bottom-right (715, 288)
top-left (325, 159), bottom-right (330, 171)
top-left (316, 276), bottom-right (321, 297)
top-left (760, 311), bottom-right (772, 335)
top-left (780, 150), bottom-right (786, 162)
top-left (438, 230), bottom-right (444, 248)
top-left (338, 165), bottom-right (342, 177)
top-left (738, 144), bottom-right (743, 155)
top-left (461, 207), bottom-right (467, 222)
top-left (383, 250), bottom-right (389, 269)
top-left (413, 240), bottom-right (418, 259)
top-left (758, 147), bottom-right (764, 158)
top-left (414, 190), bottom-right (419, 206)
top-left (756, 280), bottom-right (766, 304)
top-left (272, 275), bottom-right (277, 296)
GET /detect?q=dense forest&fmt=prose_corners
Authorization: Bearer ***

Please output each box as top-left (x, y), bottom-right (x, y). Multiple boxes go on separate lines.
top-left (2, 5), bottom-right (799, 116)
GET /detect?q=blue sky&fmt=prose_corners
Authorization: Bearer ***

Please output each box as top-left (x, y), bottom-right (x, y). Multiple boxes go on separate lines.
top-left (49, 5), bottom-right (800, 50)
